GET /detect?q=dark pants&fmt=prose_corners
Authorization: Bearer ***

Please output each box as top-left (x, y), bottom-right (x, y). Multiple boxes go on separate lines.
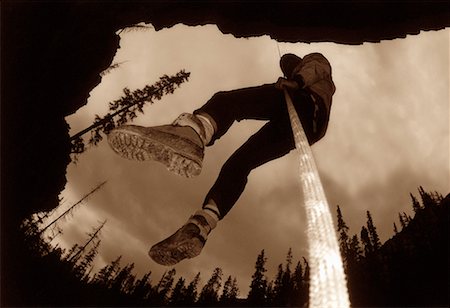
top-left (195, 84), bottom-right (319, 219)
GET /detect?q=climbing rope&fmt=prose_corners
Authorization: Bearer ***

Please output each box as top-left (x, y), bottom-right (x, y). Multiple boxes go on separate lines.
top-left (283, 89), bottom-right (350, 307)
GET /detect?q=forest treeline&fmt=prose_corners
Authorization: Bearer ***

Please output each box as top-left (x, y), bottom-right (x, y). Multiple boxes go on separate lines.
top-left (14, 187), bottom-right (449, 307)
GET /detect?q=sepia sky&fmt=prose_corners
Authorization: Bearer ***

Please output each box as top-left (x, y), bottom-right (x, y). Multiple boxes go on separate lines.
top-left (47, 24), bottom-right (449, 296)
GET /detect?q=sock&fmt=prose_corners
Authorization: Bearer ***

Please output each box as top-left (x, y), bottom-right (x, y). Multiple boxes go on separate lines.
top-left (172, 113), bottom-right (215, 146)
top-left (195, 114), bottom-right (215, 145)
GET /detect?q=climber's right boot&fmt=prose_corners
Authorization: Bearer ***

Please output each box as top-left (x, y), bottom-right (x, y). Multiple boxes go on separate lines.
top-left (107, 113), bottom-right (215, 178)
top-left (148, 209), bottom-right (218, 266)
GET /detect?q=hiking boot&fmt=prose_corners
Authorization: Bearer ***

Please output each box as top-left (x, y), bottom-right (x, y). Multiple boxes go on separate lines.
top-left (107, 123), bottom-right (204, 178)
top-left (149, 211), bottom-right (217, 266)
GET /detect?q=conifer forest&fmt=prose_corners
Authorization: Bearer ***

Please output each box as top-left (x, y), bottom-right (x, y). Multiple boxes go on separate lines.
top-left (14, 187), bottom-right (448, 307)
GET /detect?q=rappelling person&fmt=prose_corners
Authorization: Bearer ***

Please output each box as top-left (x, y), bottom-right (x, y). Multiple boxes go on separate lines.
top-left (108, 52), bottom-right (336, 266)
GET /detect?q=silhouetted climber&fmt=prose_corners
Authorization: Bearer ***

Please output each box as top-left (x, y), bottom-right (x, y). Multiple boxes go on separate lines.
top-left (108, 53), bottom-right (335, 266)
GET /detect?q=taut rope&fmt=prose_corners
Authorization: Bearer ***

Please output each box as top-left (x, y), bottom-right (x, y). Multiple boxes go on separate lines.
top-left (283, 88), bottom-right (350, 307)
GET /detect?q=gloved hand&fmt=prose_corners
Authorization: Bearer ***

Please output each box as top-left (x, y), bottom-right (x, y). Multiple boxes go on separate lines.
top-left (275, 77), bottom-right (300, 91)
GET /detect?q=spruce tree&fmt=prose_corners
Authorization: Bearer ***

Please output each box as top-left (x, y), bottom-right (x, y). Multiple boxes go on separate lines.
top-left (229, 278), bottom-right (239, 303)
top-left (336, 205), bottom-right (350, 264)
top-left (111, 262), bottom-right (135, 294)
top-left (132, 271), bottom-right (152, 300)
top-left (366, 211), bottom-right (381, 250)
top-left (399, 212), bottom-right (407, 229)
top-left (198, 268), bottom-right (223, 305)
top-left (154, 269), bottom-right (176, 306)
top-left (272, 263), bottom-right (286, 306)
top-left (360, 226), bottom-right (373, 256)
top-left (248, 249), bottom-right (268, 306)
top-left (410, 193), bottom-right (422, 213)
top-left (184, 272), bottom-right (200, 305)
top-left (94, 255), bottom-right (123, 288)
top-left (291, 261), bottom-right (308, 307)
top-left (169, 277), bottom-right (186, 306)
top-left (73, 239), bottom-right (101, 279)
top-left (220, 275), bottom-right (239, 305)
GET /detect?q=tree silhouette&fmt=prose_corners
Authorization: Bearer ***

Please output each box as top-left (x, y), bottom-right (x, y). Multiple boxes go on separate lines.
top-left (184, 272), bottom-right (201, 305)
top-left (17, 185), bottom-right (447, 307)
top-left (270, 249), bottom-right (296, 306)
top-left (247, 249), bottom-right (268, 306)
top-left (73, 238), bottom-right (101, 280)
top-left (66, 220), bottom-right (106, 265)
top-left (152, 268), bottom-right (176, 306)
top-left (94, 255), bottom-right (123, 288)
top-left (39, 181), bottom-right (107, 236)
top-left (111, 262), bottom-right (135, 294)
top-left (198, 267), bottom-right (223, 306)
top-left (336, 205), bottom-right (350, 265)
top-left (360, 226), bottom-right (373, 256)
top-left (398, 212), bottom-right (407, 229)
top-left (366, 211), bottom-right (381, 251)
top-left (410, 193), bottom-right (422, 213)
top-left (220, 275), bottom-right (239, 305)
top-left (169, 277), bottom-right (186, 306)
top-left (131, 271), bottom-right (152, 300)
top-left (70, 70), bottom-right (190, 159)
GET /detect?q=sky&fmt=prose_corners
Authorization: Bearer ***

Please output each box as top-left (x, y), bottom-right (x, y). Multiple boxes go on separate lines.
top-left (43, 24), bottom-right (449, 297)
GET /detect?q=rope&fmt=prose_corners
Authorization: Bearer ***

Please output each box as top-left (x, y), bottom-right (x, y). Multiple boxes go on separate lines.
top-left (283, 88), bottom-right (350, 307)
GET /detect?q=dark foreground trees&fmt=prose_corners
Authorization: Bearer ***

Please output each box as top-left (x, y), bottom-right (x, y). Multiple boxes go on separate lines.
top-left (14, 187), bottom-right (449, 307)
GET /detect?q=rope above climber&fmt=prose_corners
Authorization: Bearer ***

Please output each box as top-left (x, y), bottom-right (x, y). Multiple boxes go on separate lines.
top-left (107, 52), bottom-right (336, 266)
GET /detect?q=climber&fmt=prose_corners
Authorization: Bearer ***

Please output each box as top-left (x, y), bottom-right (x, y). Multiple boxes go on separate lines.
top-left (107, 52), bottom-right (336, 266)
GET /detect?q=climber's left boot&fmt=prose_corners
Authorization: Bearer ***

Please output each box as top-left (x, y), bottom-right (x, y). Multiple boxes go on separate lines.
top-left (107, 113), bottom-right (215, 178)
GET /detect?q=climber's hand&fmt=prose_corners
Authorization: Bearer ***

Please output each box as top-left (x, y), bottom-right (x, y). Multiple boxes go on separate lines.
top-left (275, 77), bottom-right (299, 91)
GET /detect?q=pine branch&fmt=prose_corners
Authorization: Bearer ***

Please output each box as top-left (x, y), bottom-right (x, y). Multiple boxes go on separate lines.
top-left (70, 70), bottom-right (190, 157)
top-left (67, 220), bottom-right (107, 263)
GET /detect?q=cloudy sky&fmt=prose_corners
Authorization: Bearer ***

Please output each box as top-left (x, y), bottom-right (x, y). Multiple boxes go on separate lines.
top-left (45, 24), bottom-right (448, 296)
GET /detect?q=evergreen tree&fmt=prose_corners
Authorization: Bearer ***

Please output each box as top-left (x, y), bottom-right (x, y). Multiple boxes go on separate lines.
top-left (198, 267), bottom-right (223, 305)
top-left (73, 239), bottom-right (101, 279)
top-left (67, 220), bottom-right (107, 264)
top-left (418, 186), bottom-right (434, 208)
top-left (169, 277), bottom-right (186, 306)
top-left (399, 212), bottom-right (407, 229)
top-left (94, 255), bottom-right (123, 288)
top-left (366, 211), bottom-right (381, 250)
top-left (184, 272), bottom-right (200, 305)
top-left (336, 205), bottom-right (350, 265)
top-left (132, 271), bottom-right (152, 300)
top-left (281, 249), bottom-right (294, 305)
top-left (348, 235), bottom-right (362, 265)
top-left (291, 260), bottom-right (308, 307)
top-left (220, 275), bottom-right (239, 305)
top-left (70, 70), bottom-right (190, 158)
top-left (360, 226), bottom-right (373, 256)
top-left (153, 269), bottom-right (176, 306)
top-left (272, 263), bottom-right (288, 306)
top-left (265, 280), bottom-right (275, 305)
top-left (111, 262), bottom-right (135, 294)
top-left (229, 277), bottom-right (239, 303)
top-left (247, 249), bottom-right (268, 306)
top-left (410, 193), bottom-right (422, 213)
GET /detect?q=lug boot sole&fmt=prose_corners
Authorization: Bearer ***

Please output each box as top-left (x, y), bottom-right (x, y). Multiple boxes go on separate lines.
top-left (107, 125), bottom-right (203, 178)
top-left (148, 224), bottom-right (204, 266)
